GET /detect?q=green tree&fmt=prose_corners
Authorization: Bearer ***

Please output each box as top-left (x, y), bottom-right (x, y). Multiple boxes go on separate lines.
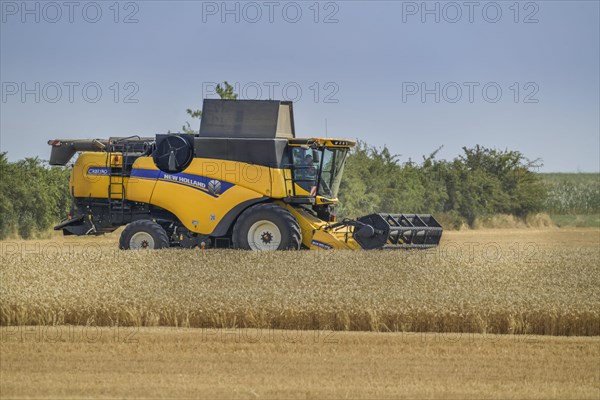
top-left (338, 143), bottom-right (547, 227)
top-left (215, 81), bottom-right (238, 100)
top-left (0, 154), bottom-right (71, 239)
top-left (183, 81), bottom-right (238, 133)
top-left (0, 153), bottom-right (16, 237)
top-left (455, 145), bottom-right (545, 218)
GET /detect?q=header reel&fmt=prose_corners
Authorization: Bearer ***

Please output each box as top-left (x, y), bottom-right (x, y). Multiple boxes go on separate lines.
top-left (328, 213), bottom-right (443, 250)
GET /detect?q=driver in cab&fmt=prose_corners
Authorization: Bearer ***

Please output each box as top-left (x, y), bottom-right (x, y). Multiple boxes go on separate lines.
top-left (301, 154), bottom-right (317, 179)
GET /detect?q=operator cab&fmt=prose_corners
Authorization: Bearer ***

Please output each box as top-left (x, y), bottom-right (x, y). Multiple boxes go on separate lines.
top-left (288, 138), bottom-right (354, 203)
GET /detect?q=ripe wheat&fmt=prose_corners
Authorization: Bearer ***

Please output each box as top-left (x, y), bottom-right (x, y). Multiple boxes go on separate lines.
top-left (1, 238), bottom-right (598, 335)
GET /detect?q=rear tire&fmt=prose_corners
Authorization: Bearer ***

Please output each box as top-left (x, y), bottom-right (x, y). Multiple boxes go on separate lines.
top-left (120, 220), bottom-right (170, 250)
top-left (232, 203), bottom-right (301, 250)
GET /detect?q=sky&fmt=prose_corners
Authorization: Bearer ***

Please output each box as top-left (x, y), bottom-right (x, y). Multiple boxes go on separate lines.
top-left (1, 0), bottom-right (599, 172)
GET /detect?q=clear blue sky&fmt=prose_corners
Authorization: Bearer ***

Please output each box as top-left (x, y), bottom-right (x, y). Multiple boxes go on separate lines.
top-left (1, 0), bottom-right (599, 171)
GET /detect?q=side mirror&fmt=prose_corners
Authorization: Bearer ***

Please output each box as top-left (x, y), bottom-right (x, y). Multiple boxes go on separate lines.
top-left (312, 148), bottom-right (320, 163)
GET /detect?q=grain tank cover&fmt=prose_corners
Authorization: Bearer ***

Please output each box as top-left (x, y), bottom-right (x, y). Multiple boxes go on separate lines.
top-left (199, 99), bottom-right (295, 138)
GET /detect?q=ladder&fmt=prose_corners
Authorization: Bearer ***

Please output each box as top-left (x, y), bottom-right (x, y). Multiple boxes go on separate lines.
top-left (106, 142), bottom-right (130, 224)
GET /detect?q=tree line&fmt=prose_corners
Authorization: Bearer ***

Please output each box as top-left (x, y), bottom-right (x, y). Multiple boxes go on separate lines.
top-left (337, 143), bottom-right (548, 228)
top-left (0, 153), bottom-right (71, 239)
top-left (1, 144), bottom-right (597, 239)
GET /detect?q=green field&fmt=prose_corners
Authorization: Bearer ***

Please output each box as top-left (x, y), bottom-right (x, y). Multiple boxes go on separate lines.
top-left (540, 173), bottom-right (599, 227)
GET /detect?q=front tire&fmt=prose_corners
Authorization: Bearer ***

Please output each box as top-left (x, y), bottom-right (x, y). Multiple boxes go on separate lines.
top-left (232, 203), bottom-right (301, 250)
top-left (119, 220), bottom-right (170, 250)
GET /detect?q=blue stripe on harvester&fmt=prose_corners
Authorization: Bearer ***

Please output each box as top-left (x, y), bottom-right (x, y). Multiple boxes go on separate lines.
top-left (130, 168), bottom-right (234, 197)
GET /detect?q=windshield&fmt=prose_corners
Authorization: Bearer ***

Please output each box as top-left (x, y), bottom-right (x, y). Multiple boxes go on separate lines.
top-left (291, 147), bottom-right (348, 199)
top-left (317, 148), bottom-right (348, 198)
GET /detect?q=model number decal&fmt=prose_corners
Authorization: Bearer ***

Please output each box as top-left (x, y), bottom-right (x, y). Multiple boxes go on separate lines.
top-left (87, 167), bottom-right (109, 175)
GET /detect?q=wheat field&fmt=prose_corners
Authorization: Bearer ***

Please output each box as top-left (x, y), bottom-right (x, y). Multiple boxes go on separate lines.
top-left (1, 228), bottom-right (599, 335)
top-left (2, 327), bottom-right (599, 399)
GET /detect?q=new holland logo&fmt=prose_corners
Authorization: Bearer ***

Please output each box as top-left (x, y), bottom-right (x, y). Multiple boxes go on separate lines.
top-left (311, 240), bottom-right (332, 250)
top-left (130, 169), bottom-right (235, 197)
top-left (207, 179), bottom-right (222, 195)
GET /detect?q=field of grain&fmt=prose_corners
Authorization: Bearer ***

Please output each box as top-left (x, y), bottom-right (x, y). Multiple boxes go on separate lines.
top-left (1, 228), bottom-right (599, 335)
top-left (2, 327), bottom-right (599, 399)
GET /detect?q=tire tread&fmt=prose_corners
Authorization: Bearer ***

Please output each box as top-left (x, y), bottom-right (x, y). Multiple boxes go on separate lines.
top-left (119, 220), bottom-right (170, 250)
top-left (232, 203), bottom-right (301, 250)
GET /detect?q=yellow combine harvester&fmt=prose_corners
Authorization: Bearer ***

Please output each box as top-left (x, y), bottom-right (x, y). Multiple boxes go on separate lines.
top-left (49, 99), bottom-right (442, 250)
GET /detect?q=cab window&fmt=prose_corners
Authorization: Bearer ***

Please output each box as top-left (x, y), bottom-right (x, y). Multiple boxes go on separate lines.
top-left (291, 147), bottom-right (318, 192)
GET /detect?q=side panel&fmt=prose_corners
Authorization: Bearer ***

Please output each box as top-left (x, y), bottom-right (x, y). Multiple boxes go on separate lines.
top-left (270, 168), bottom-right (293, 198)
top-left (71, 153), bottom-right (111, 198)
top-left (129, 157), bottom-right (278, 234)
top-left (309, 229), bottom-right (361, 250)
top-left (126, 157), bottom-right (158, 204)
top-left (72, 154), bottom-right (294, 235)
top-left (283, 204), bottom-right (360, 250)
top-left (283, 205), bottom-right (322, 248)
top-left (72, 153), bottom-right (157, 202)
top-left (150, 180), bottom-right (262, 234)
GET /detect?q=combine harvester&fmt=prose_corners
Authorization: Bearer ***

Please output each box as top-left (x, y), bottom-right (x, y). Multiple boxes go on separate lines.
top-left (49, 99), bottom-right (442, 250)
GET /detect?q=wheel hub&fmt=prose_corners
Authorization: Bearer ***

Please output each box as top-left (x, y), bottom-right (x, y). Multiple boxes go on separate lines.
top-left (261, 231), bottom-right (273, 244)
top-left (247, 220), bottom-right (281, 251)
top-left (130, 232), bottom-right (155, 250)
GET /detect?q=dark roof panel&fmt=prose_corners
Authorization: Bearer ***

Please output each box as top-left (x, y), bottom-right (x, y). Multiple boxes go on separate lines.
top-left (199, 99), bottom-right (295, 139)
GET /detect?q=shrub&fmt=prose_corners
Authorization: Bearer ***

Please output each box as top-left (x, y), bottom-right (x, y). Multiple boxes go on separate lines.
top-left (0, 153), bottom-right (71, 239)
